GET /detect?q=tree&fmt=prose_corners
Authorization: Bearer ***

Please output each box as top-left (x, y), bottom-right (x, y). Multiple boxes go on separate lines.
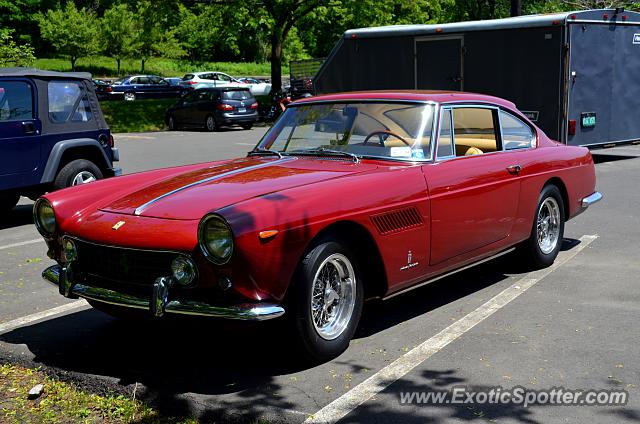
top-left (261, 0), bottom-right (327, 93)
top-left (101, 3), bottom-right (140, 76)
top-left (36, 2), bottom-right (99, 70)
top-left (136, 0), bottom-right (184, 72)
top-left (0, 29), bottom-right (35, 67)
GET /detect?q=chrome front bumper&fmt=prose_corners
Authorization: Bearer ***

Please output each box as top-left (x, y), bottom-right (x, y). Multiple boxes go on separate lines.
top-left (42, 265), bottom-right (284, 321)
top-left (581, 191), bottom-right (603, 208)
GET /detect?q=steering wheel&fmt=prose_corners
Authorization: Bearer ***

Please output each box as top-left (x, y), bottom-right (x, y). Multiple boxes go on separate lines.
top-left (363, 130), bottom-right (412, 147)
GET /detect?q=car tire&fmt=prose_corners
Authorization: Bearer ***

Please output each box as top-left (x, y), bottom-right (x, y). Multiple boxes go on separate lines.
top-left (522, 184), bottom-right (565, 269)
top-left (124, 92), bottom-right (136, 101)
top-left (205, 115), bottom-right (217, 132)
top-left (168, 115), bottom-right (178, 131)
top-left (88, 300), bottom-right (150, 321)
top-left (0, 192), bottom-right (20, 213)
top-left (288, 240), bottom-right (364, 362)
top-left (241, 123), bottom-right (253, 130)
top-left (53, 159), bottom-right (103, 190)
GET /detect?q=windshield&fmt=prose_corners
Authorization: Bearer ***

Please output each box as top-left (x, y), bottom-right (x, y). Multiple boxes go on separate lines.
top-left (257, 102), bottom-right (435, 161)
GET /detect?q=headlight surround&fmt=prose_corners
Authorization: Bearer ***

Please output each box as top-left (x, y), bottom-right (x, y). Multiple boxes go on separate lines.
top-left (198, 214), bottom-right (234, 265)
top-left (33, 198), bottom-right (56, 238)
top-left (171, 255), bottom-right (197, 287)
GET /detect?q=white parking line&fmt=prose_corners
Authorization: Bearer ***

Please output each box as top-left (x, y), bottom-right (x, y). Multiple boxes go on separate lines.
top-left (0, 239), bottom-right (44, 251)
top-left (0, 300), bottom-right (88, 334)
top-left (305, 235), bottom-right (598, 424)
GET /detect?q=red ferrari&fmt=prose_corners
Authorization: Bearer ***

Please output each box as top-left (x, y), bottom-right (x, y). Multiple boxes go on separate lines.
top-left (36, 91), bottom-right (601, 360)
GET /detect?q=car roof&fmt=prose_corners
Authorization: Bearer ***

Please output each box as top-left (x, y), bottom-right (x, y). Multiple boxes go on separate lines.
top-left (292, 90), bottom-right (517, 109)
top-left (0, 67), bottom-right (91, 80)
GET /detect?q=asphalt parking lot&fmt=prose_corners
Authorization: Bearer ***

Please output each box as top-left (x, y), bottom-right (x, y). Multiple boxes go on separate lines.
top-left (0, 130), bottom-right (639, 424)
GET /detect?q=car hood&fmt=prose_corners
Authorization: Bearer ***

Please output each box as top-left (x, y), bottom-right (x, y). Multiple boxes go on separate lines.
top-left (99, 156), bottom-right (377, 220)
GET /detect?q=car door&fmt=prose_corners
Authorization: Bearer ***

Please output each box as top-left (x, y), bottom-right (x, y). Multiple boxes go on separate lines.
top-left (135, 76), bottom-right (151, 98)
top-left (422, 105), bottom-right (521, 265)
top-left (0, 79), bottom-right (41, 190)
top-left (175, 91), bottom-right (198, 125)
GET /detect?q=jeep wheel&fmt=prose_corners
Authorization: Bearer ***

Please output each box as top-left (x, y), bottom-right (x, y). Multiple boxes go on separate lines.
top-left (124, 92), bottom-right (136, 101)
top-left (54, 159), bottom-right (103, 190)
top-left (0, 192), bottom-right (20, 213)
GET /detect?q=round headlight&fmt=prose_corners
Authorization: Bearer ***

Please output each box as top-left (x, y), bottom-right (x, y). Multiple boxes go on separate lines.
top-left (198, 215), bottom-right (234, 265)
top-left (171, 255), bottom-right (197, 287)
top-left (33, 199), bottom-right (56, 237)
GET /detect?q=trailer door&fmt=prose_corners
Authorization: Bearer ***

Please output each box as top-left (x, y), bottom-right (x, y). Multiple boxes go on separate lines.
top-left (415, 37), bottom-right (463, 91)
top-left (568, 23), bottom-right (640, 146)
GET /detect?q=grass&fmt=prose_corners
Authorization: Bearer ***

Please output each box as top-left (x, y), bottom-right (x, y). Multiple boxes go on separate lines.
top-left (34, 56), bottom-right (286, 79)
top-left (0, 363), bottom-right (197, 423)
top-left (100, 99), bottom-right (176, 133)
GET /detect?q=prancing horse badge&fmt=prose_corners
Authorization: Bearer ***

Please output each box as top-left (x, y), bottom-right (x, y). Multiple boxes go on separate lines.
top-left (112, 221), bottom-right (126, 230)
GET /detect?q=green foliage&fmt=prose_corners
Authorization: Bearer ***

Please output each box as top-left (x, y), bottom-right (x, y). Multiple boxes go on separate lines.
top-left (36, 2), bottom-right (99, 70)
top-left (136, 0), bottom-right (184, 72)
top-left (101, 3), bottom-right (140, 76)
top-left (0, 29), bottom-right (35, 67)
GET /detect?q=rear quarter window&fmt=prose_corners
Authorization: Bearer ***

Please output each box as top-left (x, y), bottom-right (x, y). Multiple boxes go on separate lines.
top-left (501, 111), bottom-right (535, 149)
top-left (0, 81), bottom-right (34, 121)
top-left (48, 81), bottom-right (92, 123)
top-left (182, 74), bottom-right (194, 81)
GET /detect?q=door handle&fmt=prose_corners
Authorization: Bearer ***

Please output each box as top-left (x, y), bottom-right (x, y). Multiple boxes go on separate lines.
top-left (22, 121), bottom-right (36, 135)
top-left (507, 164), bottom-right (522, 175)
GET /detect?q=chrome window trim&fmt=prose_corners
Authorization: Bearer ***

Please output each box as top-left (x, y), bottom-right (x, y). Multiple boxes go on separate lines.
top-left (499, 109), bottom-right (536, 151)
top-left (434, 103), bottom-right (501, 162)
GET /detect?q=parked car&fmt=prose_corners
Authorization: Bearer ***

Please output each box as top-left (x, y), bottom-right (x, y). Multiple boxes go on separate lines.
top-left (237, 77), bottom-right (272, 96)
top-left (179, 72), bottom-right (243, 90)
top-left (36, 91), bottom-right (601, 361)
top-left (0, 68), bottom-right (120, 213)
top-left (110, 75), bottom-right (182, 101)
top-left (92, 79), bottom-right (113, 100)
top-left (165, 87), bottom-right (258, 131)
top-left (163, 77), bottom-right (182, 87)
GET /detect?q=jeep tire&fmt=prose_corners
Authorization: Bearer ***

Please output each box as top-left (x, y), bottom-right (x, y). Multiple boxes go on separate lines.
top-left (54, 159), bottom-right (103, 190)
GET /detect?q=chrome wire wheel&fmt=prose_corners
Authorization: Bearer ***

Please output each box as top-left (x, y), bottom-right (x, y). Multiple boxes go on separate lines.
top-left (310, 253), bottom-right (356, 340)
top-left (537, 197), bottom-right (561, 254)
top-left (71, 171), bottom-right (97, 186)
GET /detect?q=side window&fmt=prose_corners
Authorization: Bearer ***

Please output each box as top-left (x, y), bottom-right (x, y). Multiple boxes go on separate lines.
top-left (137, 77), bottom-right (150, 85)
top-left (48, 81), bottom-right (92, 123)
top-left (437, 109), bottom-right (454, 158)
top-left (209, 91), bottom-right (220, 101)
top-left (196, 91), bottom-right (209, 102)
top-left (0, 81), bottom-right (34, 121)
top-left (501, 111), bottom-right (534, 150)
top-left (452, 107), bottom-right (498, 156)
top-left (218, 73), bottom-right (231, 82)
top-left (128, 77), bottom-right (138, 85)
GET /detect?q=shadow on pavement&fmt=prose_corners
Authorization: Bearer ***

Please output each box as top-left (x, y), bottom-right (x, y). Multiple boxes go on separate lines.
top-left (0, 239), bottom-right (585, 423)
top-left (592, 153), bottom-right (639, 164)
top-left (0, 204), bottom-right (34, 231)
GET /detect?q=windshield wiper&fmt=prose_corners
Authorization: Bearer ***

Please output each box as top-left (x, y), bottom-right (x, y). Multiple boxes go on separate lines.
top-left (248, 148), bottom-right (283, 159)
top-left (288, 147), bottom-right (360, 163)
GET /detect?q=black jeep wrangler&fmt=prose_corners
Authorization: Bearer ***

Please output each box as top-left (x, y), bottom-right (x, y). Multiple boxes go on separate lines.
top-left (0, 68), bottom-right (120, 212)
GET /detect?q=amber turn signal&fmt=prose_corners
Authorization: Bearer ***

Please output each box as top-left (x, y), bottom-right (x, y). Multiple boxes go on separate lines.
top-left (258, 230), bottom-right (279, 240)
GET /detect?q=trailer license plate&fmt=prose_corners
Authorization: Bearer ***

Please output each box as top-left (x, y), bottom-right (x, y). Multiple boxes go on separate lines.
top-left (238, 108), bottom-right (246, 113)
top-left (581, 112), bottom-right (596, 128)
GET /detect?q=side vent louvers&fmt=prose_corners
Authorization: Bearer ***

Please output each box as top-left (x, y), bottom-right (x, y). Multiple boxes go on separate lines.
top-left (370, 207), bottom-right (424, 235)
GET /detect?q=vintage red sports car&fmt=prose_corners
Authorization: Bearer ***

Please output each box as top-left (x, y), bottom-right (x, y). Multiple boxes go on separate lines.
top-left (36, 91), bottom-right (601, 360)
